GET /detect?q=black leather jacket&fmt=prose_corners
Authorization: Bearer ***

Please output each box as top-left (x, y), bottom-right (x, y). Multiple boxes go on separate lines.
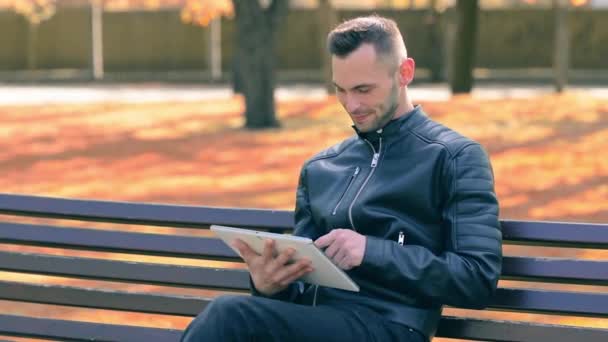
top-left (255, 106), bottom-right (502, 339)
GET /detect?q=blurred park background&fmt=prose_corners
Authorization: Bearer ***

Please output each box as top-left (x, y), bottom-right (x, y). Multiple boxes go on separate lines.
top-left (1, 0), bottom-right (607, 341)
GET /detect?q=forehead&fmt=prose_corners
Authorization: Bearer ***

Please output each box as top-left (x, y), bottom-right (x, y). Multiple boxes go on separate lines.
top-left (332, 44), bottom-right (391, 88)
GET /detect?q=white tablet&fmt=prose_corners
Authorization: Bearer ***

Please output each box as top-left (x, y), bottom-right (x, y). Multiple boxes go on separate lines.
top-left (211, 225), bottom-right (359, 292)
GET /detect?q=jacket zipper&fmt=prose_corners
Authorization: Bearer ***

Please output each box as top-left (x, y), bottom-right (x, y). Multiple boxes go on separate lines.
top-left (348, 138), bottom-right (382, 231)
top-left (332, 166), bottom-right (360, 215)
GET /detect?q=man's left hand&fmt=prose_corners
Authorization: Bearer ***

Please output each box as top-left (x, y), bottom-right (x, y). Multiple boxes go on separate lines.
top-left (315, 229), bottom-right (366, 270)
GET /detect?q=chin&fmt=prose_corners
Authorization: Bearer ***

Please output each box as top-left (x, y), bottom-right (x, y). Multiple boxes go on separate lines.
top-left (356, 124), bottom-right (377, 133)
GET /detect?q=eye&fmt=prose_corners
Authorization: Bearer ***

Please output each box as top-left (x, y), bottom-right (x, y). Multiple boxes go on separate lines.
top-left (356, 87), bottom-right (370, 94)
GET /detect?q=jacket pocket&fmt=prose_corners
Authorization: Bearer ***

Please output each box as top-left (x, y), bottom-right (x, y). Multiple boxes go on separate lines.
top-left (332, 166), bottom-right (360, 215)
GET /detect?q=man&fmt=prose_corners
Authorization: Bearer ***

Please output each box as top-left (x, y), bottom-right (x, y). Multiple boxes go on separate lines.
top-left (181, 15), bottom-right (502, 342)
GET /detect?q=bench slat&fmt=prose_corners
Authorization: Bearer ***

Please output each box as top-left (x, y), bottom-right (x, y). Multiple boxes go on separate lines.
top-left (0, 314), bottom-right (182, 342)
top-left (2, 194), bottom-right (608, 247)
top-left (2, 314), bottom-right (607, 342)
top-left (1, 315), bottom-right (607, 342)
top-left (2, 222), bottom-right (608, 284)
top-left (2, 281), bottom-right (607, 318)
top-left (436, 316), bottom-right (608, 342)
top-left (1, 249), bottom-right (606, 289)
top-left (0, 252), bottom-right (250, 291)
top-left (501, 220), bottom-right (608, 248)
top-left (501, 256), bottom-right (608, 285)
top-left (493, 288), bottom-right (608, 317)
top-left (0, 193), bottom-right (293, 230)
top-left (0, 222), bottom-right (240, 260)
top-left (0, 281), bottom-right (208, 316)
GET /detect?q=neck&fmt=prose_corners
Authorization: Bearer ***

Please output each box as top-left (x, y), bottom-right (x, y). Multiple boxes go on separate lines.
top-left (392, 89), bottom-right (414, 120)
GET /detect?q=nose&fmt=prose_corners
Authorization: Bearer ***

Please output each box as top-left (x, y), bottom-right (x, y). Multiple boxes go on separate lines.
top-left (342, 93), bottom-right (361, 114)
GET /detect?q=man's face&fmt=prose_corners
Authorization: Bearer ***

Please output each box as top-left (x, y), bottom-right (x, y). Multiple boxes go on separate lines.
top-left (332, 44), bottom-right (401, 133)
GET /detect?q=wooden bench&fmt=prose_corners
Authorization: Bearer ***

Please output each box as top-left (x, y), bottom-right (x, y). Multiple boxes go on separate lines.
top-left (0, 193), bottom-right (607, 341)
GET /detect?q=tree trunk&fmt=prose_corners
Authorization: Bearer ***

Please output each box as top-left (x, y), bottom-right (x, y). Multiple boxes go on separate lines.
top-left (318, 0), bottom-right (337, 94)
top-left (450, 0), bottom-right (479, 94)
top-left (240, 33), bottom-right (277, 128)
top-left (553, 0), bottom-right (569, 93)
top-left (232, 0), bottom-right (288, 129)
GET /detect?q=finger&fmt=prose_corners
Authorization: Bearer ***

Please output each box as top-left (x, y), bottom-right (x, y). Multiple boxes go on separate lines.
top-left (271, 247), bottom-right (296, 269)
top-left (232, 239), bottom-right (258, 261)
top-left (271, 258), bottom-right (309, 283)
top-left (333, 246), bottom-right (348, 267)
top-left (324, 240), bottom-right (340, 259)
top-left (339, 261), bottom-right (352, 271)
top-left (261, 239), bottom-right (275, 262)
top-left (262, 247), bottom-right (295, 278)
top-left (281, 264), bottom-right (314, 286)
top-left (314, 230), bottom-right (337, 249)
top-left (275, 259), bottom-right (312, 286)
top-left (336, 249), bottom-right (353, 270)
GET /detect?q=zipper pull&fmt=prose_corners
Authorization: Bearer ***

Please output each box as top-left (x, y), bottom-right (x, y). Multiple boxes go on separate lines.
top-left (370, 138), bottom-right (382, 168)
top-left (398, 231), bottom-right (405, 246)
top-left (371, 153), bottom-right (379, 167)
top-left (354, 166), bottom-right (360, 176)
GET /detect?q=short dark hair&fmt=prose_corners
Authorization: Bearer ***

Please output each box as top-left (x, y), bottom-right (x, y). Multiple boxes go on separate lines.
top-left (327, 15), bottom-right (405, 60)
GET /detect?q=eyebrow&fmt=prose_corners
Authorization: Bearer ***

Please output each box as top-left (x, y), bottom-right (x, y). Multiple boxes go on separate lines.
top-left (332, 82), bottom-right (376, 91)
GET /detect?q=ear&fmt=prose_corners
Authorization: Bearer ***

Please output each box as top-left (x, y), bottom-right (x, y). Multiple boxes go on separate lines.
top-left (398, 58), bottom-right (416, 87)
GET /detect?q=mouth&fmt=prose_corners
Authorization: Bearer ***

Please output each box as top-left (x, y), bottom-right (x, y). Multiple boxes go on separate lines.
top-left (352, 113), bottom-right (371, 124)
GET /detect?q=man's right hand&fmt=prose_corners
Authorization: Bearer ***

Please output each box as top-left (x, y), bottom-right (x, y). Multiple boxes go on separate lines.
top-left (233, 238), bottom-right (313, 296)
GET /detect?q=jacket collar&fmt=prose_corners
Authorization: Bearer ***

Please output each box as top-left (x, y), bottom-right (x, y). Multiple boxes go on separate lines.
top-left (353, 105), bottom-right (427, 142)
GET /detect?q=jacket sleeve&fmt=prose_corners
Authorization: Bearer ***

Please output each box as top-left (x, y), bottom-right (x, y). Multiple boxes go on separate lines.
top-left (359, 144), bottom-right (502, 308)
top-left (250, 163), bottom-right (317, 302)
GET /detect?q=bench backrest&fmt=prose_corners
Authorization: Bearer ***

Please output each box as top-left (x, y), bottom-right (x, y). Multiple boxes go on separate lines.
top-left (0, 193), bottom-right (607, 341)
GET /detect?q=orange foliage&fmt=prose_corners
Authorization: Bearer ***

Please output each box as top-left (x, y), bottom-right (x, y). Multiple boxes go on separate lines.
top-left (102, 0), bottom-right (182, 10)
top-left (6, 0), bottom-right (56, 24)
top-left (180, 0), bottom-right (233, 26)
top-left (1, 0), bottom-right (233, 26)
top-left (523, 0), bottom-right (589, 6)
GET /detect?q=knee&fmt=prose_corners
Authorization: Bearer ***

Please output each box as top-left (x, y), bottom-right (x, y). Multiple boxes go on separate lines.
top-left (180, 295), bottom-right (251, 341)
top-left (209, 294), bottom-right (251, 314)
top-left (204, 294), bottom-right (255, 323)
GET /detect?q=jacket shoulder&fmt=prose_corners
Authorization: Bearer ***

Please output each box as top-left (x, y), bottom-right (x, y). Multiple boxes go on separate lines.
top-left (410, 118), bottom-right (478, 158)
top-left (303, 135), bottom-right (359, 167)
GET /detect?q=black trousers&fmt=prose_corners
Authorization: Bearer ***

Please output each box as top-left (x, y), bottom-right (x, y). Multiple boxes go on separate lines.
top-left (180, 295), bottom-right (427, 342)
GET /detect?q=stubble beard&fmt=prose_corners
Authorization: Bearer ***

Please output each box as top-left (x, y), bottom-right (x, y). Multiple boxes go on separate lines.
top-left (367, 81), bottom-right (400, 132)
